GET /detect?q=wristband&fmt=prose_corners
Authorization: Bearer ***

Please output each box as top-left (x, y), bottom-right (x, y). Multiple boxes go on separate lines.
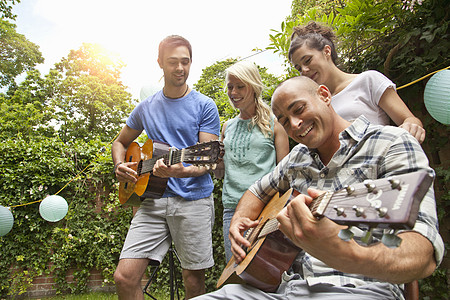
top-left (113, 161), bottom-right (123, 173)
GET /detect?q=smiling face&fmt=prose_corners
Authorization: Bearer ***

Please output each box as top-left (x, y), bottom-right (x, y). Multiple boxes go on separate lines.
top-left (271, 77), bottom-right (335, 150)
top-left (158, 45), bottom-right (191, 88)
top-left (226, 74), bottom-right (255, 112)
top-left (290, 44), bottom-right (333, 85)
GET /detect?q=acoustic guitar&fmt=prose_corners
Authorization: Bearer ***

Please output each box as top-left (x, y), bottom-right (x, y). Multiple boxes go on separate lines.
top-left (119, 139), bottom-right (224, 206)
top-left (216, 170), bottom-right (433, 292)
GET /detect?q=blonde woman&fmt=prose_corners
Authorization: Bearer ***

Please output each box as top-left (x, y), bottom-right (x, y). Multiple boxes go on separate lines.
top-left (216, 61), bottom-right (289, 261)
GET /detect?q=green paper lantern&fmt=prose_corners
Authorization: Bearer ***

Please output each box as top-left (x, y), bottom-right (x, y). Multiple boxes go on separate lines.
top-left (0, 205), bottom-right (14, 236)
top-left (39, 195), bottom-right (68, 222)
top-left (424, 69), bottom-right (450, 125)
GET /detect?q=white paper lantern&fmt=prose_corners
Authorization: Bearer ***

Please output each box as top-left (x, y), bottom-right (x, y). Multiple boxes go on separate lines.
top-left (0, 205), bottom-right (14, 236)
top-left (39, 195), bottom-right (68, 222)
top-left (424, 69), bottom-right (450, 125)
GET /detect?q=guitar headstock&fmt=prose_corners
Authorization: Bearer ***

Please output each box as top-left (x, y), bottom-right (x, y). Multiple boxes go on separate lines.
top-left (183, 140), bottom-right (225, 169)
top-left (311, 171), bottom-right (433, 247)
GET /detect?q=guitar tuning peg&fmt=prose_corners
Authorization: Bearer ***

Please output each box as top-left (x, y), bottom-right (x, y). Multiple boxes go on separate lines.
top-left (338, 226), bottom-right (354, 241)
top-left (205, 165), bottom-right (211, 170)
top-left (363, 180), bottom-right (376, 193)
top-left (352, 205), bottom-right (365, 217)
top-left (388, 178), bottom-right (402, 190)
top-left (375, 206), bottom-right (388, 217)
top-left (344, 185), bottom-right (355, 195)
top-left (211, 163), bottom-right (217, 170)
top-left (361, 228), bottom-right (373, 245)
top-left (381, 230), bottom-right (402, 248)
top-left (333, 205), bottom-right (345, 216)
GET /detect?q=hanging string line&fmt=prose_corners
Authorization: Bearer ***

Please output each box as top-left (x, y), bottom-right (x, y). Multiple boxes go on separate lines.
top-left (8, 131), bottom-right (120, 209)
top-left (397, 65), bottom-right (450, 90)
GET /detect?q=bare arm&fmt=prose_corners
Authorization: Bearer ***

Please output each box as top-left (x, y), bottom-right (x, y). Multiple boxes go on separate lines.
top-left (379, 88), bottom-right (426, 143)
top-left (111, 125), bottom-right (142, 183)
top-left (152, 131), bottom-right (219, 178)
top-left (273, 119), bottom-right (290, 163)
top-left (277, 188), bottom-right (436, 284)
top-left (228, 190), bottom-right (266, 263)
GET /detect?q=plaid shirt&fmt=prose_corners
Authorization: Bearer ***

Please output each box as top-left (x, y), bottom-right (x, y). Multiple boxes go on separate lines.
top-left (249, 116), bottom-right (444, 299)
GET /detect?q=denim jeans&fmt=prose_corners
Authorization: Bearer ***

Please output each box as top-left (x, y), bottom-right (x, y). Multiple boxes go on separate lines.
top-left (222, 208), bottom-right (235, 262)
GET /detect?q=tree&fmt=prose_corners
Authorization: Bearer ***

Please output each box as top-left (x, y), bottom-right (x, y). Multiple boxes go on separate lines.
top-left (0, 69), bottom-right (59, 140)
top-left (0, 19), bottom-right (43, 88)
top-left (51, 43), bottom-right (134, 143)
top-left (0, 0), bottom-right (20, 20)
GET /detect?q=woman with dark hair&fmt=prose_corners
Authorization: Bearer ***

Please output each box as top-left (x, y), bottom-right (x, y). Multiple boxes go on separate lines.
top-left (289, 21), bottom-right (425, 143)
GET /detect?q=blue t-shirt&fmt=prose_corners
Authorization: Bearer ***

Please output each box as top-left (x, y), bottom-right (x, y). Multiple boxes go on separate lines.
top-left (126, 89), bottom-right (220, 200)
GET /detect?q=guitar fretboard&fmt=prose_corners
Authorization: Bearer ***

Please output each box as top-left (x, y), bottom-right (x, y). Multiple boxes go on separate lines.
top-left (251, 191), bottom-right (331, 240)
top-left (139, 149), bottom-right (184, 175)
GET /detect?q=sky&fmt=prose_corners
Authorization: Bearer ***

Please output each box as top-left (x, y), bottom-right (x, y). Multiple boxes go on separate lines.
top-left (12, 0), bottom-right (293, 100)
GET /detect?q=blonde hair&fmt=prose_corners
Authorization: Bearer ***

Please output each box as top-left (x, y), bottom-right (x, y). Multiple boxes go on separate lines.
top-left (225, 61), bottom-right (273, 138)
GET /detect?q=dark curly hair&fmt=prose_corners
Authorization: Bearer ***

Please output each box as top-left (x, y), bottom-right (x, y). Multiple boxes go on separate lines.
top-left (288, 21), bottom-right (338, 65)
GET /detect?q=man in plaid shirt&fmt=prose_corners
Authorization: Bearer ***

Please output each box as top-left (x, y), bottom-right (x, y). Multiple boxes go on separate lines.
top-left (194, 76), bottom-right (443, 300)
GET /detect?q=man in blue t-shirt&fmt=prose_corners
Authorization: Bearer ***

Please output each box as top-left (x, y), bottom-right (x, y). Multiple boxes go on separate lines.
top-left (112, 35), bottom-right (220, 299)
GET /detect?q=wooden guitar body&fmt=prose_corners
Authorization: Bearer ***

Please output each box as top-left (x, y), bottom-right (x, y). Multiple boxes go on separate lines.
top-left (118, 139), bottom-right (224, 206)
top-left (217, 189), bottom-right (300, 292)
top-left (217, 171), bottom-right (433, 293)
top-left (119, 139), bottom-right (169, 206)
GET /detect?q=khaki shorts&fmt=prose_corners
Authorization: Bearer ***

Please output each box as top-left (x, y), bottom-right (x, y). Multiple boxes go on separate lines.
top-left (119, 195), bottom-right (215, 270)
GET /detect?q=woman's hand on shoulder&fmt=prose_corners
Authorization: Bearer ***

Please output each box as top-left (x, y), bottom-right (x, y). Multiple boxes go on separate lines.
top-left (379, 88), bottom-right (426, 143)
top-left (400, 120), bottom-right (426, 144)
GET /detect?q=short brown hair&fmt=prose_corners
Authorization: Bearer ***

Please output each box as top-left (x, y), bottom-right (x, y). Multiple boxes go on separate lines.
top-left (158, 35), bottom-right (192, 62)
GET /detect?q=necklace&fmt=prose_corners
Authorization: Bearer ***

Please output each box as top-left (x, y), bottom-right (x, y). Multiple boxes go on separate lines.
top-left (163, 85), bottom-right (189, 99)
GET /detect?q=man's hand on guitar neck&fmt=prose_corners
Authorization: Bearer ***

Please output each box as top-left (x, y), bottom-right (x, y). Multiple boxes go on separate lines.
top-left (276, 188), bottom-right (345, 256)
top-left (115, 162), bottom-right (138, 183)
top-left (152, 158), bottom-right (210, 178)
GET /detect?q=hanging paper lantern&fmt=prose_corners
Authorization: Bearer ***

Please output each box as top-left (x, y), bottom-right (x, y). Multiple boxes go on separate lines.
top-left (424, 69), bottom-right (450, 125)
top-left (140, 83), bottom-right (162, 101)
top-left (0, 205), bottom-right (14, 236)
top-left (39, 195), bottom-right (68, 222)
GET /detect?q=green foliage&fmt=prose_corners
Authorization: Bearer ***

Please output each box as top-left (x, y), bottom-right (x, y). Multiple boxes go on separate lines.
top-left (0, 69), bottom-right (60, 140)
top-left (0, 0), bottom-right (20, 20)
top-left (52, 43), bottom-right (134, 143)
top-left (0, 18), bottom-right (43, 87)
top-left (0, 136), bottom-right (133, 297)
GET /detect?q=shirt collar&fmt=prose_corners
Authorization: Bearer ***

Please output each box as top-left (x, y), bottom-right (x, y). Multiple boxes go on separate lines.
top-left (342, 115), bottom-right (371, 142)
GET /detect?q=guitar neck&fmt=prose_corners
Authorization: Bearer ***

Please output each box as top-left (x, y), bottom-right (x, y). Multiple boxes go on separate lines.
top-left (139, 148), bottom-right (184, 175)
top-left (252, 191), bottom-right (331, 240)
